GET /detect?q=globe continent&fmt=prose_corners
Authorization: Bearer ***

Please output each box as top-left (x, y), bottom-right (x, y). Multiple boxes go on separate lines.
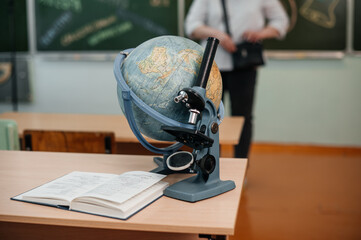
top-left (118, 35), bottom-right (222, 141)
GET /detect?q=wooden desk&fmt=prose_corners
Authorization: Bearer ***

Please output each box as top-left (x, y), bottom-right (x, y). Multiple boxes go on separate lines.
top-left (0, 112), bottom-right (244, 157)
top-left (0, 150), bottom-right (247, 240)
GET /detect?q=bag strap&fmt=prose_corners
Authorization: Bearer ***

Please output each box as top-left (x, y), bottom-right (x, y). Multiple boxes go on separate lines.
top-left (220, 0), bottom-right (232, 37)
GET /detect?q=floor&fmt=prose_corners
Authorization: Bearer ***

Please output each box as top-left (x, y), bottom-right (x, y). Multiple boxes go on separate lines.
top-left (230, 144), bottom-right (361, 240)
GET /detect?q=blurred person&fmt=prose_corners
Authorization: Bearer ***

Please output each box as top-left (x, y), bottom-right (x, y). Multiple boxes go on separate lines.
top-left (185, 0), bottom-right (289, 159)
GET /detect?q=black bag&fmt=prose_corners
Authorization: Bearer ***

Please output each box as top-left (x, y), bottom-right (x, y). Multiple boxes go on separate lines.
top-left (232, 41), bottom-right (264, 69)
top-left (221, 0), bottom-right (265, 70)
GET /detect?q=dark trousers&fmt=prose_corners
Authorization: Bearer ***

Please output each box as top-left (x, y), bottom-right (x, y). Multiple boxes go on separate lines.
top-left (221, 68), bottom-right (257, 158)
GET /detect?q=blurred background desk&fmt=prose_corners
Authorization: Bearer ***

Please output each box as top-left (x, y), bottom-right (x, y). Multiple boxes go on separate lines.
top-left (0, 112), bottom-right (243, 157)
top-left (0, 150), bottom-right (247, 240)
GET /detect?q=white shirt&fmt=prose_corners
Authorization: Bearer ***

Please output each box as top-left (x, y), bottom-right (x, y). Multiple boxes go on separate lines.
top-left (185, 0), bottom-right (289, 71)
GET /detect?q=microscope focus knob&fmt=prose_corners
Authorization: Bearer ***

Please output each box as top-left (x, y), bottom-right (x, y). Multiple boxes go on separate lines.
top-left (198, 154), bottom-right (216, 176)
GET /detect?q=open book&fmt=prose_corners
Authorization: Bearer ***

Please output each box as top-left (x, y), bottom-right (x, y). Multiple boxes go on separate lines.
top-left (12, 171), bottom-right (169, 220)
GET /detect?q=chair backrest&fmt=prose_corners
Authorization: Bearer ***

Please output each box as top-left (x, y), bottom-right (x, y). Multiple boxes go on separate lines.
top-left (23, 130), bottom-right (116, 154)
top-left (0, 119), bottom-right (20, 150)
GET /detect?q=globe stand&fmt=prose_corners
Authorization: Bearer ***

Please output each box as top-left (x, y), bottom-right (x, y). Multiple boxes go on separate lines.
top-left (152, 156), bottom-right (172, 174)
top-left (114, 37), bottom-right (235, 202)
top-left (151, 155), bottom-right (195, 175)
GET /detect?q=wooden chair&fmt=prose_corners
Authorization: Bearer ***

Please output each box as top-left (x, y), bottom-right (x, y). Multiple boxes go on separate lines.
top-left (23, 130), bottom-right (116, 154)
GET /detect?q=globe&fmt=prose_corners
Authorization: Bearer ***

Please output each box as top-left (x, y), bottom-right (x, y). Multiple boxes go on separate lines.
top-left (117, 35), bottom-right (222, 141)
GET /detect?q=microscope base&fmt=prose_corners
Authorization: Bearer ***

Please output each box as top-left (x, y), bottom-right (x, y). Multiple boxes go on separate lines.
top-left (164, 175), bottom-right (235, 202)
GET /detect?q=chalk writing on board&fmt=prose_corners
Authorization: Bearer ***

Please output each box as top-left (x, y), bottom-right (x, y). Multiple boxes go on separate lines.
top-left (61, 15), bottom-right (117, 47)
top-left (87, 22), bottom-right (133, 46)
top-left (38, 0), bottom-right (82, 13)
top-left (281, 0), bottom-right (298, 32)
top-left (117, 7), bottom-right (168, 35)
top-left (34, 0), bottom-right (178, 51)
top-left (300, 0), bottom-right (340, 28)
top-left (264, 0), bottom-right (346, 50)
top-left (40, 11), bottom-right (73, 47)
top-left (0, 63), bottom-right (11, 84)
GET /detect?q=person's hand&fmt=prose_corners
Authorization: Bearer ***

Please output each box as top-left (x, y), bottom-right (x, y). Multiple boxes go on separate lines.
top-left (218, 33), bottom-right (237, 53)
top-left (242, 31), bottom-right (264, 43)
top-left (243, 27), bottom-right (281, 42)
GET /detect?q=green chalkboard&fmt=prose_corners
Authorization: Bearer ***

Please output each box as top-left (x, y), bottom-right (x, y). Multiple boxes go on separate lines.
top-left (185, 0), bottom-right (193, 13)
top-left (264, 0), bottom-right (347, 50)
top-left (354, 0), bottom-right (361, 51)
top-left (35, 0), bottom-right (178, 51)
top-left (0, 0), bottom-right (29, 52)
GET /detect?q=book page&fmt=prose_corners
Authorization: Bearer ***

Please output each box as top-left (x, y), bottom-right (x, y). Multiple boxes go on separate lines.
top-left (70, 181), bottom-right (169, 219)
top-left (75, 171), bottom-right (166, 204)
top-left (114, 181), bottom-right (169, 212)
top-left (20, 171), bottom-right (116, 203)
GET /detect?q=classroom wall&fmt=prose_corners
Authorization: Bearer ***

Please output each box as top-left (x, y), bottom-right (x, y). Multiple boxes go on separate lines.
top-left (254, 56), bottom-right (361, 147)
top-left (1, 55), bottom-right (361, 147)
